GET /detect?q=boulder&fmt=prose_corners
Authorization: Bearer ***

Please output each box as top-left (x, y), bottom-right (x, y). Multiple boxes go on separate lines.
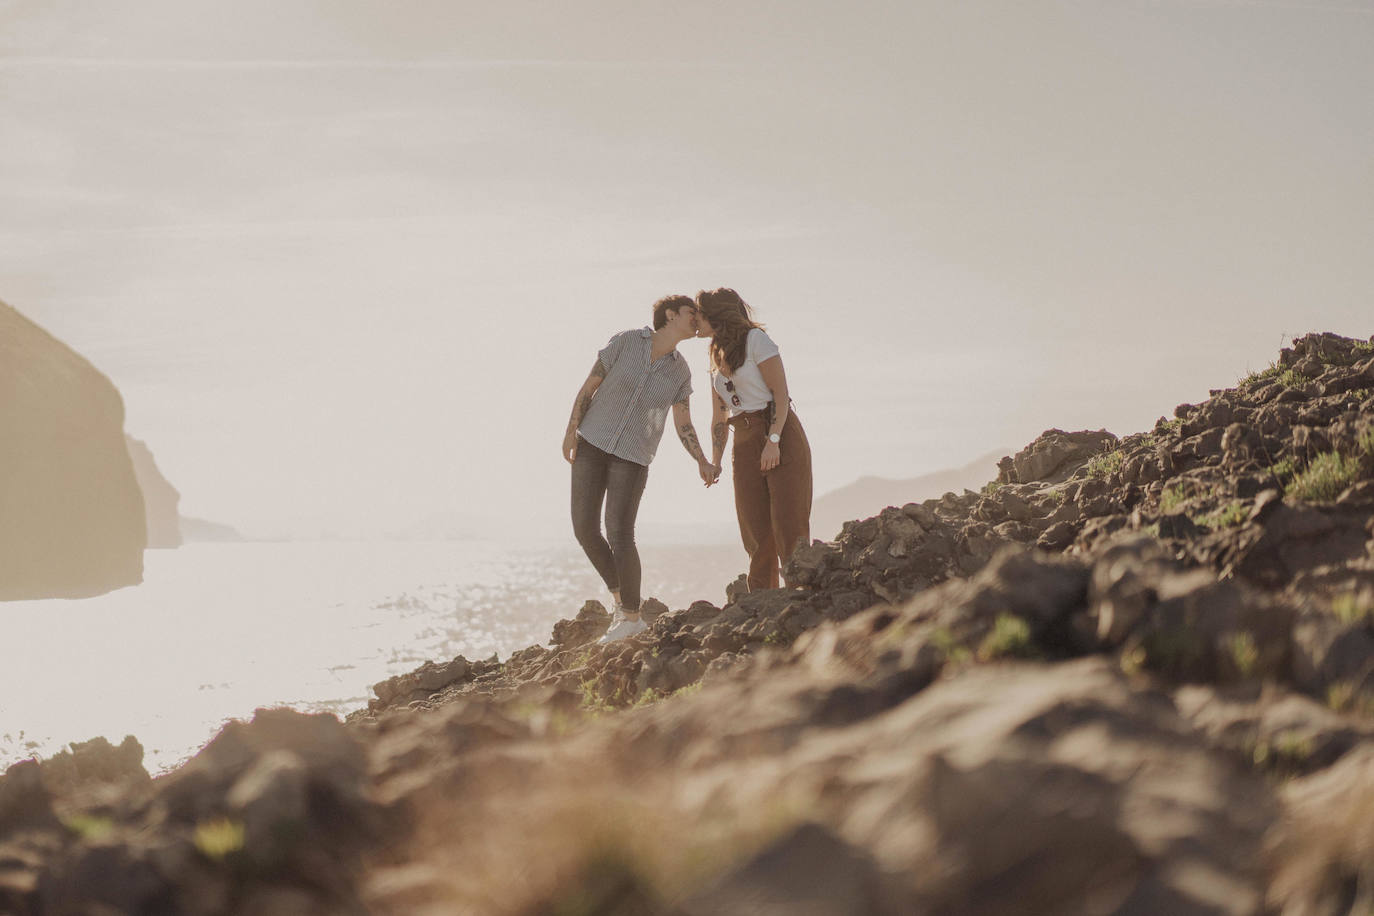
top-left (0, 300), bottom-right (145, 598)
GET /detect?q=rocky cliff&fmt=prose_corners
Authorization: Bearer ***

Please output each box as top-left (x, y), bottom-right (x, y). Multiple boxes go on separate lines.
top-left (125, 435), bottom-right (182, 549)
top-left (0, 301), bottom-right (145, 599)
top-left (3, 331), bottom-right (1373, 914)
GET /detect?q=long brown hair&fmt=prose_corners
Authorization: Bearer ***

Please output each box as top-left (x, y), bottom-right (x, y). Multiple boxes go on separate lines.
top-left (695, 287), bottom-right (764, 375)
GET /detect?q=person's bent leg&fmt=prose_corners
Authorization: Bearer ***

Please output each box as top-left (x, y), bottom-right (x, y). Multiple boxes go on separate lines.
top-left (732, 413), bottom-right (779, 591)
top-left (570, 438), bottom-right (619, 595)
top-left (768, 410), bottom-right (813, 583)
top-left (603, 454), bottom-right (649, 611)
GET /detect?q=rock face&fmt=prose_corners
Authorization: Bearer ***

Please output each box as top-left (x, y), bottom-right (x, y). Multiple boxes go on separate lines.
top-left (0, 300), bottom-right (145, 599)
top-left (125, 434), bottom-right (182, 549)
top-left (4, 331), bottom-right (1374, 914)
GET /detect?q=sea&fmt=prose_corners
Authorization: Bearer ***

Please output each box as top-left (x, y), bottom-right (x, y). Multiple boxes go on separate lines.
top-left (0, 538), bottom-right (742, 773)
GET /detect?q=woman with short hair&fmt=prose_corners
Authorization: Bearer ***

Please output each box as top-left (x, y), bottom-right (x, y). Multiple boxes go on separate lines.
top-left (562, 295), bottom-right (717, 641)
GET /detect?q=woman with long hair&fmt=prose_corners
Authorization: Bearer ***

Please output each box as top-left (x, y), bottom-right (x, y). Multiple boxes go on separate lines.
top-left (695, 287), bottom-right (813, 591)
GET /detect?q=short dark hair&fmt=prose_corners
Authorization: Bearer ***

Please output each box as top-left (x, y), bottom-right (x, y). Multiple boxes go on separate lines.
top-left (652, 294), bottom-right (695, 330)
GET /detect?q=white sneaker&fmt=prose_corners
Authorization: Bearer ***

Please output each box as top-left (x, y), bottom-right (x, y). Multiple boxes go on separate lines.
top-left (600, 615), bottom-right (648, 644)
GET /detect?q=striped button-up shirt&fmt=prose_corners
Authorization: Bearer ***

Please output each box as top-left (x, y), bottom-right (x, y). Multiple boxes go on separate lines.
top-left (577, 328), bottom-right (692, 466)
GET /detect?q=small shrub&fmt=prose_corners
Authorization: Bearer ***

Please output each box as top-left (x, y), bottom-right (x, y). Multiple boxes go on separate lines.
top-left (193, 818), bottom-right (245, 862)
top-left (63, 814), bottom-right (114, 841)
top-left (1252, 732), bottom-right (1314, 778)
top-left (1285, 450), bottom-right (1362, 502)
top-left (1226, 631), bottom-right (1260, 680)
top-left (1268, 457), bottom-right (1299, 482)
top-left (1160, 483), bottom-right (1189, 513)
top-left (1119, 644), bottom-right (1147, 676)
top-left (580, 678), bottom-right (615, 715)
top-left (1240, 363), bottom-right (1281, 386)
top-left (1359, 427), bottom-right (1374, 458)
top-left (1157, 417), bottom-right (1183, 434)
top-left (978, 614), bottom-right (1037, 661)
top-left (631, 688), bottom-right (663, 709)
top-left (670, 681), bottom-right (703, 700)
top-left (1326, 681), bottom-right (1360, 714)
top-left (982, 480), bottom-right (1003, 496)
top-left (1087, 449), bottom-right (1125, 479)
top-left (930, 627), bottom-right (971, 666)
top-left (1199, 502), bottom-right (1249, 529)
top-left (1277, 369), bottom-right (1310, 388)
top-left (1330, 592), bottom-right (1374, 626)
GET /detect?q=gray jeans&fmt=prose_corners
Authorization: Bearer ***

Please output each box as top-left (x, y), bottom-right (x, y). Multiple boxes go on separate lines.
top-left (570, 437), bottom-right (648, 610)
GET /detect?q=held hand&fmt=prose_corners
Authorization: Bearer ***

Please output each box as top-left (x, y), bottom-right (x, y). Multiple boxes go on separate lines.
top-left (760, 441), bottom-right (781, 472)
top-left (698, 458), bottom-right (720, 486)
top-left (563, 430), bottom-right (578, 464)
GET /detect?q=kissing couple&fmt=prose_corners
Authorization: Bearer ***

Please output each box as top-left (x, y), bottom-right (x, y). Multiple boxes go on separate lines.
top-left (561, 288), bottom-right (813, 643)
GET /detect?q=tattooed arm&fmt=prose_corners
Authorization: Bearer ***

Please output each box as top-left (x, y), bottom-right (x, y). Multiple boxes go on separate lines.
top-left (562, 360), bottom-right (607, 463)
top-left (710, 388), bottom-right (729, 470)
top-left (672, 397), bottom-right (718, 486)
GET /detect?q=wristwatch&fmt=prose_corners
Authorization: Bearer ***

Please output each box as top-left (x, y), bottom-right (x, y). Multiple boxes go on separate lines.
top-left (768, 433), bottom-right (781, 444)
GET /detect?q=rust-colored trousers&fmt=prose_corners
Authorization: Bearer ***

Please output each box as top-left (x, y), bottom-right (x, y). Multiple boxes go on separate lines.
top-left (730, 407), bottom-right (813, 591)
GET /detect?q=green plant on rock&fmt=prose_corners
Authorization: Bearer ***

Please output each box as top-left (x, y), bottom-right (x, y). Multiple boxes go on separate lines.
top-left (1330, 592), bottom-right (1374, 626)
top-left (1285, 450), bottom-right (1362, 502)
top-left (670, 681), bottom-right (704, 700)
top-left (1321, 681), bottom-right (1374, 717)
top-left (193, 817), bottom-right (245, 862)
top-left (1252, 732), bottom-right (1314, 779)
top-left (1198, 502), bottom-right (1249, 530)
top-left (1086, 449), bottom-right (1125, 480)
top-left (977, 614), bottom-right (1038, 661)
top-left (930, 627), bottom-right (972, 666)
top-left (1226, 631), bottom-right (1260, 680)
top-left (1160, 482), bottom-right (1189, 513)
top-left (1157, 417), bottom-right (1183, 434)
top-left (631, 688), bottom-right (663, 709)
top-left (580, 678), bottom-right (615, 715)
top-left (1240, 363), bottom-right (1281, 387)
top-left (1267, 457), bottom-right (1299, 483)
top-left (1119, 644), bottom-right (1147, 676)
top-left (982, 480), bottom-right (1003, 496)
top-left (1277, 368), bottom-right (1310, 389)
top-left (63, 814), bottom-right (115, 842)
top-left (1359, 427), bottom-right (1374, 458)
top-left (1327, 681), bottom-right (1354, 713)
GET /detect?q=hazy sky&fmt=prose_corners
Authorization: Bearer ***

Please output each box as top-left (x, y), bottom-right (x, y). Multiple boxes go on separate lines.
top-left (3, 0), bottom-right (1371, 540)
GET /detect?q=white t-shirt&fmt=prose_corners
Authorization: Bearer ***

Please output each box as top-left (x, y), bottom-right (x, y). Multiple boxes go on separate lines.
top-left (712, 328), bottom-right (781, 417)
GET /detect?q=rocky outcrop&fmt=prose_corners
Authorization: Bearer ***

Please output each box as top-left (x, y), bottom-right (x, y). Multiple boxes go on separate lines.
top-left (125, 434), bottom-right (182, 549)
top-left (179, 516), bottom-right (245, 543)
top-left (0, 300), bottom-right (145, 599)
top-left (4, 331), bottom-right (1374, 914)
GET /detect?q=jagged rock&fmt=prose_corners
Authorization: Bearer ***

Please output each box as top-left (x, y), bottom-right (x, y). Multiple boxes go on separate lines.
top-left (1174, 683), bottom-right (1374, 779)
top-left (681, 822), bottom-right (896, 916)
top-left (36, 735), bottom-right (150, 798)
top-left (1290, 613), bottom-right (1374, 696)
top-left (0, 300), bottom-right (146, 599)
top-left (998, 428), bottom-right (1119, 485)
top-left (548, 601), bottom-right (612, 649)
top-left (0, 761), bottom-right (58, 838)
top-left (1267, 744), bottom-right (1374, 914)
top-left (125, 434), bottom-right (183, 549)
